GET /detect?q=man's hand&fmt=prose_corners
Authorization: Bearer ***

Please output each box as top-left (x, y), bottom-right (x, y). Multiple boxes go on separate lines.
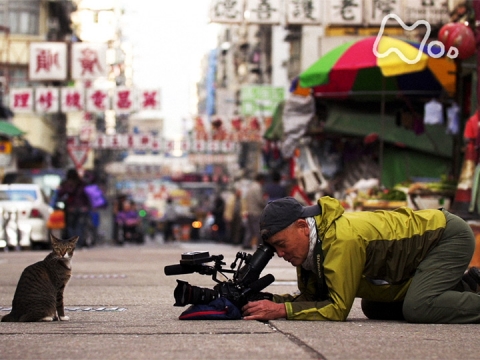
top-left (241, 300), bottom-right (286, 321)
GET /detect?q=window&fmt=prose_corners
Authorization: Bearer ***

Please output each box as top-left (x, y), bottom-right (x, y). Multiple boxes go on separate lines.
top-left (0, 0), bottom-right (40, 35)
top-left (0, 190), bottom-right (38, 201)
top-left (9, 68), bottom-right (29, 88)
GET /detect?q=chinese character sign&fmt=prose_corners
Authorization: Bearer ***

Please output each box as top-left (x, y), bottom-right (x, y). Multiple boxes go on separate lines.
top-left (86, 88), bottom-right (109, 112)
top-left (365, 0), bottom-right (402, 25)
top-left (246, 0), bottom-right (282, 24)
top-left (71, 43), bottom-right (107, 81)
top-left (286, 0), bottom-right (322, 24)
top-left (403, 0), bottom-right (449, 25)
top-left (209, 0), bottom-right (245, 23)
top-left (35, 87), bottom-right (59, 113)
top-left (138, 89), bottom-right (161, 110)
top-left (10, 88), bottom-right (34, 113)
top-left (61, 87), bottom-right (84, 112)
top-left (29, 42), bottom-right (67, 81)
top-left (10, 86), bottom-right (164, 113)
top-left (114, 87), bottom-right (134, 113)
top-left (327, 0), bottom-right (364, 25)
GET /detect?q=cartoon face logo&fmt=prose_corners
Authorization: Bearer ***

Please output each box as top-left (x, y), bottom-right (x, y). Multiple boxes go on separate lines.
top-left (374, 14), bottom-right (458, 64)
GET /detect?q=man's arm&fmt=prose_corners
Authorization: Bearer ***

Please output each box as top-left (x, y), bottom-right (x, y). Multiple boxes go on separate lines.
top-left (242, 237), bottom-right (365, 321)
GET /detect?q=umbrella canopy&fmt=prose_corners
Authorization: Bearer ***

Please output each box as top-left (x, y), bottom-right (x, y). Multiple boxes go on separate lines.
top-left (0, 121), bottom-right (24, 137)
top-left (298, 36), bottom-right (456, 99)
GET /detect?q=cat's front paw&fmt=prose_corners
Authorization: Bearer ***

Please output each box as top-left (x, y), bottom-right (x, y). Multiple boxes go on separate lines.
top-left (59, 315), bottom-right (70, 321)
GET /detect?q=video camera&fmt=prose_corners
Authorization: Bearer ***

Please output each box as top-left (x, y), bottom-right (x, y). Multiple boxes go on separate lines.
top-left (164, 243), bottom-right (276, 308)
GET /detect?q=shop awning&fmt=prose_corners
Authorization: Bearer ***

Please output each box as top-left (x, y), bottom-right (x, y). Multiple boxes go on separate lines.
top-left (323, 102), bottom-right (453, 158)
top-left (0, 121), bottom-right (24, 137)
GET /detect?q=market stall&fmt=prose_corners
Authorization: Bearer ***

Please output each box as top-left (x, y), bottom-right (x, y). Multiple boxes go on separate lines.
top-left (276, 35), bottom-right (459, 202)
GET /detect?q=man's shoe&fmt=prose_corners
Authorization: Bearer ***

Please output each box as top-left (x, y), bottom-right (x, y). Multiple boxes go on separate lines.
top-left (468, 267), bottom-right (480, 284)
top-left (463, 267), bottom-right (480, 292)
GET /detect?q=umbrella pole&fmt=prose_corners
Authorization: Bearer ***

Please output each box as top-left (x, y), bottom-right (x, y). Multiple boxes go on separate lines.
top-left (379, 77), bottom-right (385, 187)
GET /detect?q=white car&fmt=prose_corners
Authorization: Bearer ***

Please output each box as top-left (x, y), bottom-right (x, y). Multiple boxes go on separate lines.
top-left (0, 184), bottom-right (53, 250)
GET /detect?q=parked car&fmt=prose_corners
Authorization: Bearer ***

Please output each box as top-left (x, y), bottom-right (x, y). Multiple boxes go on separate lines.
top-left (0, 183), bottom-right (53, 250)
top-left (2, 169), bottom-right (64, 199)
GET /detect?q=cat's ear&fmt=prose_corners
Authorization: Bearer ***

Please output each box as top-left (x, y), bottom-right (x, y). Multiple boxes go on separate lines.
top-left (69, 236), bottom-right (79, 246)
top-left (50, 233), bottom-right (60, 243)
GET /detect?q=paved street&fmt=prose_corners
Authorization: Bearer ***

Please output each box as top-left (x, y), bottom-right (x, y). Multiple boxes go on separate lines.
top-left (0, 238), bottom-right (479, 360)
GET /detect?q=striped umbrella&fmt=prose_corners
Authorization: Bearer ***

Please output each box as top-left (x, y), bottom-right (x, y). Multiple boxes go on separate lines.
top-left (297, 36), bottom-right (456, 99)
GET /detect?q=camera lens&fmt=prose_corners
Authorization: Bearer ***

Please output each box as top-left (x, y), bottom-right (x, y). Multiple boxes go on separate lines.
top-left (173, 280), bottom-right (219, 306)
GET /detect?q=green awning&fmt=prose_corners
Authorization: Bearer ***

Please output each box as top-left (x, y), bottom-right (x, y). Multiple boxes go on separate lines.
top-left (323, 102), bottom-right (452, 158)
top-left (0, 121), bottom-right (24, 137)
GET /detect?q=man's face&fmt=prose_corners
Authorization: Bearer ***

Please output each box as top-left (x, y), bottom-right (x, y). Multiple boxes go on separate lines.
top-left (266, 219), bottom-right (310, 267)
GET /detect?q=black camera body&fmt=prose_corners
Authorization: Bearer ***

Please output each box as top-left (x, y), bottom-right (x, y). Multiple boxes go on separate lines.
top-left (164, 243), bottom-right (276, 309)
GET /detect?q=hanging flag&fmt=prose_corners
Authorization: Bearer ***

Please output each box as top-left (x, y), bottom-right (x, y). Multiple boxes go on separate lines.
top-left (29, 42), bottom-right (67, 81)
top-left (71, 43), bottom-right (107, 80)
top-left (107, 134), bottom-right (123, 149)
top-left (151, 137), bottom-right (162, 151)
top-left (136, 134), bottom-right (153, 150)
top-left (10, 88), bottom-right (34, 113)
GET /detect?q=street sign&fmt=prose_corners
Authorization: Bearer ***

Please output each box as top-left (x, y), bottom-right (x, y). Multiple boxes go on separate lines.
top-left (240, 85), bottom-right (284, 116)
top-left (67, 144), bottom-right (89, 168)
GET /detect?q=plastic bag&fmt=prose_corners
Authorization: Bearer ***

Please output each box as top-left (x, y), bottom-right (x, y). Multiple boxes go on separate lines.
top-left (84, 184), bottom-right (107, 209)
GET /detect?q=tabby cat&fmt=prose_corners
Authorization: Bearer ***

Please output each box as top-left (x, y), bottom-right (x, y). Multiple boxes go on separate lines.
top-left (1, 234), bottom-right (78, 322)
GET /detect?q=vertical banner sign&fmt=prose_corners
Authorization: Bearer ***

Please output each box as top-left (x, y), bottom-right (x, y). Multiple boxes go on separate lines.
top-left (286, 0), bottom-right (322, 25)
top-left (86, 88), bottom-right (109, 112)
top-left (327, 0), bottom-right (364, 26)
top-left (29, 42), bottom-right (67, 81)
top-left (209, 0), bottom-right (245, 23)
top-left (114, 87), bottom-right (135, 113)
top-left (10, 88), bottom-right (34, 113)
top-left (138, 88), bottom-right (161, 110)
top-left (71, 43), bottom-right (108, 81)
top-left (61, 87), bottom-right (84, 112)
top-left (35, 87), bottom-right (59, 113)
top-left (246, 0), bottom-right (282, 24)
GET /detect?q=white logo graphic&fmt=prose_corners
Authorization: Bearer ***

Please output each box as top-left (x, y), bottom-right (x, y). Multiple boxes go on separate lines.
top-left (373, 14), bottom-right (458, 64)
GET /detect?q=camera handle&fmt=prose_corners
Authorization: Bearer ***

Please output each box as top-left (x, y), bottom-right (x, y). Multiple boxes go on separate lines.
top-left (231, 252), bottom-right (252, 283)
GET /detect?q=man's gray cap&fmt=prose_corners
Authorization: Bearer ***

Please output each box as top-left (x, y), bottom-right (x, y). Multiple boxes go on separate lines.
top-left (259, 197), bottom-right (321, 241)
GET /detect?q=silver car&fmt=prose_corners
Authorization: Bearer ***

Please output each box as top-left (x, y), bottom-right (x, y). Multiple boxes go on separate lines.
top-left (0, 184), bottom-right (53, 250)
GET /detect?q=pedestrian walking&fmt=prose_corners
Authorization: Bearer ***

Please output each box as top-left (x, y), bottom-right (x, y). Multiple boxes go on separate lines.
top-left (211, 192), bottom-right (226, 243)
top-left (163, 198), bottom-right (177, 242)
top-left (243, 173), bottom-right (267, 250)
top-left (57, 168), bottom-right (90, 248)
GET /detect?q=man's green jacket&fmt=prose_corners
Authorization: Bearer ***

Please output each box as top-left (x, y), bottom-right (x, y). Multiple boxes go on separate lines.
top-left (272, 196), bottom-right (447, 320)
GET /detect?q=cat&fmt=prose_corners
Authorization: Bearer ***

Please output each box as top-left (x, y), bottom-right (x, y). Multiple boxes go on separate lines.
top-left (1, 234), bottom-right (78, 322)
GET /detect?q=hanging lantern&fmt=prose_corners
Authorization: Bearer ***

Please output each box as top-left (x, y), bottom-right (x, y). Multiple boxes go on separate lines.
top-left (438, 22), bottom-right (476, 60)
